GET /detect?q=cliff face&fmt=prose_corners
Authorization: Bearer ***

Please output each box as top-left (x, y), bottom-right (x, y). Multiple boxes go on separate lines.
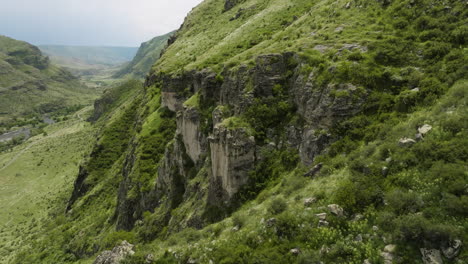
top-left (107, 51), bottom-right (365, 230)
top-left (18, 0), bottom-right (467, 263)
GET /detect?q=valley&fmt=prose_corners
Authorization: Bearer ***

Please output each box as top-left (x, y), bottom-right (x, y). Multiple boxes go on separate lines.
top-left (1, 0), bottom-right (467, 263)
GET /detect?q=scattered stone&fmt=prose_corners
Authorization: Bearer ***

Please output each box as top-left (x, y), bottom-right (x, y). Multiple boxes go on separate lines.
top-left (382, 166), bottom-right (389, 177)
top-left (187, 259), bottom-right (197, 264)
top-left (335, 26), bottom-right (344, 33)
top-left (372, 225), bottom-right (379, 232)
top-left (145, 254), bottom-right (154, 264)
top-left (290, 248), bottom-right (301, 255)
top-left (93, 241), bottom-right (135, 264)
top-left (320, 245), bottom-right (330, 255)
top-left (384, 244), bottom-right (396, 253)
top-left (363, 259), bottom-right (371, 264)
top-left (315, 213), bottom-right (327, 220)
top-left (135, 220), bottom-right (144, 226)
top-left (385, 157), bottom-right (392, 163)
top-left (418, 124), bottom-right (432, 135)
top-left (304, 163), bottom-right (323, 177)
top-left (345, 2), bottom-right (351, 9)
top-left (420, 248), bottom-right (443, 264)
top-left (327, 204), bottom-right (344, 217)
top-left (442, 239), bottom-right (462, 259)
top-left (266, 218), bottom-right (276, 227)
top-left (411, 87), bottom-right (420, 92)
top-left (399, 137), bottom-right (416, 147)
top-left (304, 197), bottom-right (317, 207)
top-left (380, 251), bottom-right (394, 264)
top-left (355, 234), bottom-right (363, 242)
top-left (353, 213), bottom-right (364, 221)
top-left (232, 225), bottom-right (240, 232)
top-left (318, 220), bottom-right (329, 227)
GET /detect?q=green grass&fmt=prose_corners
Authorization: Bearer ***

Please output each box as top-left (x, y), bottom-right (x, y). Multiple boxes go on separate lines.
top-left (0, 36), bottom-right (100, 124)
top-left (0, 106), bottom-right (96, 263)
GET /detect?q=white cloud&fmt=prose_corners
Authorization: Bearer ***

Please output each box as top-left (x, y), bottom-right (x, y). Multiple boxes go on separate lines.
top-left (0, 0), bottom-right (204, 46)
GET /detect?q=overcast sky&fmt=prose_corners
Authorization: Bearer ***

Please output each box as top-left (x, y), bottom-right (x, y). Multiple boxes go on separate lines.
top-left (0, 0), bottom-right (203, 47)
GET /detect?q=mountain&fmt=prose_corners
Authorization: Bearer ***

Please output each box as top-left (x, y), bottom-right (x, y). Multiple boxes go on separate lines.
top-left (113, 31), bottom-right (175, 79)
top-left (0, 35), bottom-right (97, 125)
top-left (38, 45), bottom-right (138, 66)
top-left (38, 45), bottom-right (139, 86)
top-left (8, 0), bottom-right (468, 263)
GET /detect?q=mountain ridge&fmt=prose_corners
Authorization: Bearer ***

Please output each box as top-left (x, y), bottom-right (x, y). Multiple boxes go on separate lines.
top-left (7, 0), bottom-right (468, 263)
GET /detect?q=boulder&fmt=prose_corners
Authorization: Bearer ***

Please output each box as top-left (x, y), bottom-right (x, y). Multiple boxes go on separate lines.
top-left (418, 124), bottom-right (432, 135)
top-left (318, 220), bottom-right (329, 227)
top-left (420, 248), bottom-right (443, 264)
top-left (290, 248), bottom-right (301, 255)
top-left (384, 244), bottom-right (396, 253)
top-left (315, 213), bottom-right (327, 220)
top-left (145, 254), bottom-right (154, 264)
top-left (442, 239), bottom-right (462, 259)
top-left (380, 251), bottom-right (394, 264)
top-left (93, 241), bottom-right (135, 264)
top-left (399, 137), bottom-right (416, 147)
top-left (303, 197), bottom-right (317, 207)
top-left (327, 204), bottom-right (344, 217)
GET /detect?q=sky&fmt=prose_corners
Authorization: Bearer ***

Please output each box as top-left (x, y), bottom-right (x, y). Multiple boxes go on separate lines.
top-left (0, 0), bottom-right (203, 47)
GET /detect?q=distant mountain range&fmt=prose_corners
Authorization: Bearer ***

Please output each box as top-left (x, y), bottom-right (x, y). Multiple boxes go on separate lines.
top-left (38, 45), bottom-right (138, 66)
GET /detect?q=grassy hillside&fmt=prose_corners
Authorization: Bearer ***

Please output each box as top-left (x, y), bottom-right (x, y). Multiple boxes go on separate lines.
top-left (114, 31), bottom-right (175, 79)
top-left (9, 0), bottom-right (468, 263)
top-left (0, 35), bottom-right (99, 125)
top-left (0, 106), bottom-right (96, 263)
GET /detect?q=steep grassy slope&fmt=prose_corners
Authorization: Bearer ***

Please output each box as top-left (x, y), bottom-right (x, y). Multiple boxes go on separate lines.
top-left (10, 0), bottom-right (467, 263)
top-left (114, 31), bottom-right (175, 79)
top-left (0, 36), bottom-right (98, 124)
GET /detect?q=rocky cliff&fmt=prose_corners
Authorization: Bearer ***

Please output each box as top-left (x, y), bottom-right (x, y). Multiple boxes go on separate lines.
top-left (13, 0), bottom-right (467, 263)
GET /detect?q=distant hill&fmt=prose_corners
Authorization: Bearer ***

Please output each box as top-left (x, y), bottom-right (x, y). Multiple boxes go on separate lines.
top-left (38, 45), bottom-right (138, 66)
top-left (0, 35), bottom-right (97, 123)
top-left (113, 31), bottom-right (174, 79)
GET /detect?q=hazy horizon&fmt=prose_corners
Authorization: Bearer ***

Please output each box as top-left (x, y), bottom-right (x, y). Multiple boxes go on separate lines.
top-left (0, 0), bottom-right (203, 47)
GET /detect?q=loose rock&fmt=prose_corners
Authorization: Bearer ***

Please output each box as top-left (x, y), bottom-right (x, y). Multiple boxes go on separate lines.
top-left (318, 220), bottom-right (329, 227)
top-left (315, 213), bottom-right (327, 220)
top-left (442, 239), bottom-right (462, 259)
top-left (93, 241), bottom-right (135, 264)
top-left (399, 137), bottom-right (416, 147)
top-left (420, 248), bottom-right (443, 264)
top-left (290, 248), bottom-right (301, 255)
top-left (304, 197), bottom-right (317, 207)
top-left (418, 124), bottom-right (432, 135)
top-left (328, 204), bottom-right (344, 217)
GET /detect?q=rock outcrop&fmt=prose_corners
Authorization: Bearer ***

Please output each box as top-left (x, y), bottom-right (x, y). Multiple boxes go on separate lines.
top-left (177, 106), bottom-right (204, 164)
top-left (420, 248), bottom-right (443, 264)
top-left (208, 125), bottom-right (256, 200)
top-left (93, 241), bottom-right (135, 264)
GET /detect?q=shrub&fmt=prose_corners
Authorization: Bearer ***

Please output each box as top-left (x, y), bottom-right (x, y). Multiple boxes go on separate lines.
top-left (268, 197), bottom-right (288, 215)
